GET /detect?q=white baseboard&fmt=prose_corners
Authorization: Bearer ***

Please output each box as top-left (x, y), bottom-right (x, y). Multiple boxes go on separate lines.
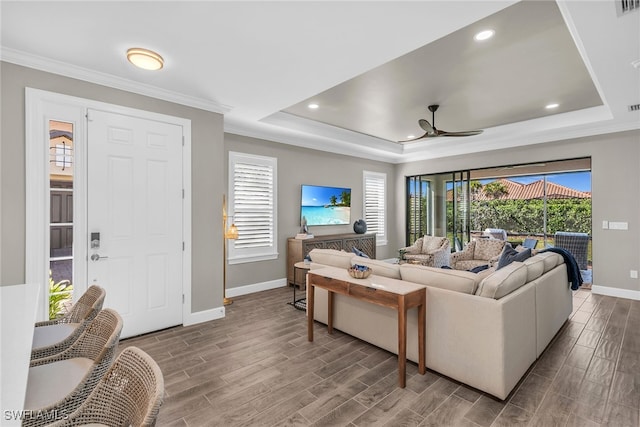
top-left (591, 285), bottom-right (640, 301)
top-left (226, 278), bottom-right (287, 298)
top-left (183, 306), bottom-right (225, 326)
top-left (182, 278), bottom-right (287, 327)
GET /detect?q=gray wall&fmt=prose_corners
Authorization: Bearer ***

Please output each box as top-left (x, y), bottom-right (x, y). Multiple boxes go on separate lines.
top-left (395, 130), bottom-right (640, 293)
top-left (224, 133), bottom-right (398, 288)
top-left (0, 62), bottom-right (224, 313)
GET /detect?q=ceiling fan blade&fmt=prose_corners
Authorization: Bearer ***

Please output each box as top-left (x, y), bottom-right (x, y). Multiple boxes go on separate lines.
top-left (418, 119), bottom-right (435, 134)
top-left (437, 129), bottom-right (484, 137)
top-left (398, 131), bottom-right (429, 143)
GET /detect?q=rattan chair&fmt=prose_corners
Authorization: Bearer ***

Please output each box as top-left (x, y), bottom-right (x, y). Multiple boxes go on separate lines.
top-left (554, 231), bottom-right (590, 270)
top-left (48, 346), bottom-right (165, 427)
top-left (23, 308), bottom-right (123, 427)
top-left (31, 285), bottom-right (106, 360)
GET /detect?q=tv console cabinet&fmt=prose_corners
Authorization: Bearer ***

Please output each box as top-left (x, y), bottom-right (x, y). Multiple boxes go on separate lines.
top-left (286, 233), bottom-right (376, 286)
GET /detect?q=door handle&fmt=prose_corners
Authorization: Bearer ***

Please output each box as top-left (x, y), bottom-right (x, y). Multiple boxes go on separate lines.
top-left (90, 253), bottom-right (109, 262)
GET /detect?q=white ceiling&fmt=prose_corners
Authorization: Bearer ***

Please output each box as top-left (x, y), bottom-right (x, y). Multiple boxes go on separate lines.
top-left (1, 1), bottom-right (639, 163)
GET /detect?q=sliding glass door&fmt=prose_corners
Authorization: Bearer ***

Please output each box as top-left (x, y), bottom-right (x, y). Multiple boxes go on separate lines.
top-left (406, 170), bottom-right (471, 250)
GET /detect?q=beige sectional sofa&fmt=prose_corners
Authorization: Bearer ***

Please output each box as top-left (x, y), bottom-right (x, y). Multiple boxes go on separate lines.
top-left (306, 248), bottom-right (573, 400)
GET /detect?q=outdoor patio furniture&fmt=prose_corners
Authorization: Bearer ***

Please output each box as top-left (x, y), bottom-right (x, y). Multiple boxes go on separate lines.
top-left (31, 285), bottom-right (106, 360)
top-left (554, 231), bottom-right (589, 270)
top-left (23, 309), bottom-right (123, 427)
top-left (400, 235), bottom-right (451, 267)
top-left (48, 346), bottom-right (164, 427)
top-left (523, 238), bottom-right (539, 249)
top-left (483, 228), bottom-right (508, 240)
top-left (450, 238), bottom-right (507, 270)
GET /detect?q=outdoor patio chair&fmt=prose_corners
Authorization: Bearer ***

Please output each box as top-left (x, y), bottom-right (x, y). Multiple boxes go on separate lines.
top-left (31, 285), bottom-right (106, 360)
top-left (23, 308), bottom-right (123, 427)
top-left (48, 346), bottom-right (164, 427)
top-left (554, 231), bottom-right (589, 270)
top-left (399, 235), bottom-right (451, 267)
top-left (483, 228), bottom-right (508, 240)
top-left (522, 238), bottom-right (539, 249)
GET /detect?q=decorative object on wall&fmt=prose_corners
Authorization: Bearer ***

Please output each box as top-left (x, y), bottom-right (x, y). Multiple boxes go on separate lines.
top-left (353, 219), bottom-right (367, 234)
top-left (223, 195), bottom-right (239, 306)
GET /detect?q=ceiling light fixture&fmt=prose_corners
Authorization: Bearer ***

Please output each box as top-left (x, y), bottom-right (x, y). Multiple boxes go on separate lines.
top-left (126, 48), bottom-right (164, 70)
top-left (308, 103), bottom-right (319, 109)
top-left (545, 103), bottom-right (559, 109)
top-left (474, 29), bottom-right (495, 41)
top-left (407, 135), bottom-right (415, 139)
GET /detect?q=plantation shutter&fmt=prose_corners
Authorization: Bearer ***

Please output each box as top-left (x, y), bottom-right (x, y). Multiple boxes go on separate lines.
top-left (228, 152), bottom-right (278, 263)
top-left (363, 171), bottom-right (387, 245)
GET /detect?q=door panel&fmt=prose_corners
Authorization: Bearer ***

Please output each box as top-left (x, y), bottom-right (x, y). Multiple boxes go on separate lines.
top-left (87, 109), bottom-right (183, 338)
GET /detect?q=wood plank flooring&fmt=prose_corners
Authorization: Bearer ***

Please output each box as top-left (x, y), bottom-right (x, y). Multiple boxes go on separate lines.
top-left (120, 287), bottom-right (640, 426)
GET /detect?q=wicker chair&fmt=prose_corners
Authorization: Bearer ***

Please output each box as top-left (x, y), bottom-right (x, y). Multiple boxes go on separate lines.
top-left (31, 285), bottom-right (106, 360)
top-left (554, 231), bottom-right (590, 270)
top-left (23, 308), bottom-right (123, 427)
top-left (400, 235), bottom-right (451, 267)
top-left (48, 346), bottom-right (165, 427)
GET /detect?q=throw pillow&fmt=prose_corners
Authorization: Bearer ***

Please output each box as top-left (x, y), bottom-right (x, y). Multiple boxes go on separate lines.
top-left (497, 245), bottom-right (532, 270)
top-left (468, 265), bottom-right (490, 274)
top-left (351, 247), bottom-right (369, 258)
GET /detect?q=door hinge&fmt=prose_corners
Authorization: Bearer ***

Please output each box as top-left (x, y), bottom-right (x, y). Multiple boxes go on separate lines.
top-left (182, 136), bottom-right (185, 146)
top-left (182, 242), bottom-right (185, 251)
top-left (182, 294), bottom-right (185, 304)
top-left (182, 189), bottom-right (185, 199)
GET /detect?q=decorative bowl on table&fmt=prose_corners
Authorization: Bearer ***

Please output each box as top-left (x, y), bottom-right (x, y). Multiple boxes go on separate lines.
top-left (348, 264), bottom-right (372, 279)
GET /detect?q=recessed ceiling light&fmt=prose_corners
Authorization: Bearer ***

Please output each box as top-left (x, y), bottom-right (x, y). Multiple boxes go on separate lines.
top-left (474, 29), bottom-right (495, 42)
top-left (308, 103), bottom-right (319, 109)
top-left (126, 48), bottom-right (164, 70)
top-left (545, 103), bottom-right (559, 109)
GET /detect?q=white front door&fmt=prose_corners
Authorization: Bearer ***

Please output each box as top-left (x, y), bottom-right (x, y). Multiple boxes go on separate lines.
top-left (87, 109), bottom-right (183, 338)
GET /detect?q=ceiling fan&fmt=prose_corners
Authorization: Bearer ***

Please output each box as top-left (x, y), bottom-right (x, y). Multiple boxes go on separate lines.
top-left (399, 104), bottom-right (483, 143)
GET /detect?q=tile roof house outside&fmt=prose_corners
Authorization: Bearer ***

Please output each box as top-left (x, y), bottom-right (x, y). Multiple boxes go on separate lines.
top-left (472, 178), bottom-right (592, 201)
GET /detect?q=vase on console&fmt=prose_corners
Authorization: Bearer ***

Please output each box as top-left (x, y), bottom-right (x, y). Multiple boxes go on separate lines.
top-left (353, 219), bottom-right (367, 234)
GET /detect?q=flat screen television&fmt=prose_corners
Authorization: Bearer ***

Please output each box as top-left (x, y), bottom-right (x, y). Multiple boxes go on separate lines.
top-left (300, 184), bottom-right (351, 226)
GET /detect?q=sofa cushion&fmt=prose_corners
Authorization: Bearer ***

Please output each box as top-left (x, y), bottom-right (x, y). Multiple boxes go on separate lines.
top-left (352, 256), bottom-right (401, 279)
top-left (523, 255), bottom-right (545, 282)
top-left (537, 252), bottom-right (563, 273)
top-left (400, 264), bottom-right (477, 294)
top-left (476, 262), bottom-right (528, 299)
top-left (496, 245), bottom-right (531, 270)
top-left (308, 249), bottom-right (355, 269)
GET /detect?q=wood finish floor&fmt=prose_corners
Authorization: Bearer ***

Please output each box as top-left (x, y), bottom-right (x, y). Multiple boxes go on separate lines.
top-left (120, 287), bottom-right (640, 426)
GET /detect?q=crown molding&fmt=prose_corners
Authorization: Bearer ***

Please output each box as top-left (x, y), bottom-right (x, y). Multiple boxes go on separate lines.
top-left (0, 47), bottom-right (232, 115)
top-left (224, 115), bottom-right (406, 164)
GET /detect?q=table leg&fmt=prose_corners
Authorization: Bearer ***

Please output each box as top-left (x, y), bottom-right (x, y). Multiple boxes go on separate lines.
top-left (307, 283), bottom-right (314, 342)
top-left (398, 296), bottom-right (407, 388)
top-left (418, 297), bottom-right (426, 375)
top-left (327, 291), bottom-right (334, 334)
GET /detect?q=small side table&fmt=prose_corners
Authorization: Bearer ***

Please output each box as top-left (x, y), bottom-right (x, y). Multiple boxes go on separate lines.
top-left (288, 261), bottom-right (310, 311)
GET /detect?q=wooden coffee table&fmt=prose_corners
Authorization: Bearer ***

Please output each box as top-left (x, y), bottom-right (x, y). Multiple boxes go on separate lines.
top-left (307, 266), bottom-right (426, 388)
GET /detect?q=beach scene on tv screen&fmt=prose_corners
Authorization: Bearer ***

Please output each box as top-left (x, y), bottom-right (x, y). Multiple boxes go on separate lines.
top-left (301, 185), bottom-right (351, 226)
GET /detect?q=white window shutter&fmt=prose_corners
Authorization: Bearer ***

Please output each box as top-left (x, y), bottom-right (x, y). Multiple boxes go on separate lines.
top-left (363, 171), bottom-right (387, 245)
top-left (228, 152), bottom-right (278, 263)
